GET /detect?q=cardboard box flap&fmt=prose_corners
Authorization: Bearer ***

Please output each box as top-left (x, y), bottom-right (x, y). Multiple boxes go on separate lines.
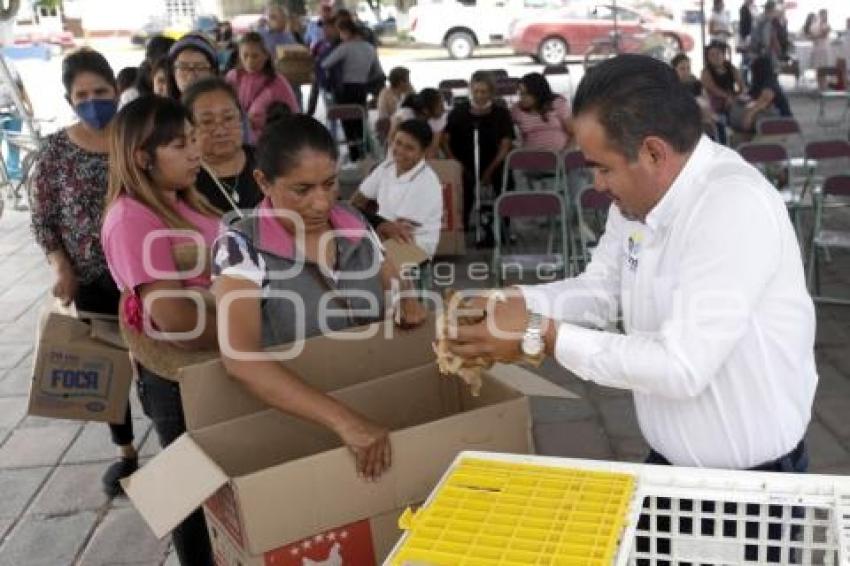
top-left (121, 434), bottom-right (228, 539)
top-left (42, 312), bottom-right (91, 342)
top-left (89, 319), bottom-right (127, 350)
top-left (488, 364), bottom-right (579, 399)
top-left (383, 240), bottom-right (429, 268)
top-left (179, 316), bottom-right (437, 431)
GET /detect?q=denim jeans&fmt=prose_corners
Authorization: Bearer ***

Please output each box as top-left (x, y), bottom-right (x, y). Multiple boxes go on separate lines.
top-left (137, 366), bottom-right (214, 566)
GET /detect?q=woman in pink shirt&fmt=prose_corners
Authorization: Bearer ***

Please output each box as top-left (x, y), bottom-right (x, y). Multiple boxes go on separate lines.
top-left (101, 96), bottom-right (219, 566)
top-left (510, 72), bottom-right (573, 151)
top-left (225, 31), bottom-right (299, 143)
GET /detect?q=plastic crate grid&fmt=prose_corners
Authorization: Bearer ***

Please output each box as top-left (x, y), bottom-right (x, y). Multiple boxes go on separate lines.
top-left (630, 494), bottom-right (838, 565)
top-left (391, 458), bottom-right (636, 565)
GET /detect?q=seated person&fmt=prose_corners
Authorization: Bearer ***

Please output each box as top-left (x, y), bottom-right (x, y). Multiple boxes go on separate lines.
top-left (700, 40), bottom-right (745, 114)
top-left (442, 71), bottom-right (514, 237)
top-left (510, 72), bottom-right (572, 151)
top-left (212, 114), bottom-right (427, 482)
top-left (389, 88), bottom-right (446, 158)
top-left (671, 53), bottom-right (718, 139)
top-left (351, 119), bottom-right (443, 259)
top-left (729, 55), bottom-right (787, 134)
top-left (377, 66), bottom-right (413, 120)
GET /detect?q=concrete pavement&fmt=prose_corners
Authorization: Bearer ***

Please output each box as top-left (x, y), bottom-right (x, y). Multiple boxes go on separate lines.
top-left (0, 92), bottom-right (848, 565)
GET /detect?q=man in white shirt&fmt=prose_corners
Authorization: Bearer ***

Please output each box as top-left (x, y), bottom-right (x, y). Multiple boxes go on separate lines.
top-left (449, 54), bottom-right (817, 472)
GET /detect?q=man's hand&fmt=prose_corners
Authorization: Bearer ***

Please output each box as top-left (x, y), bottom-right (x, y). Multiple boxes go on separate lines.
top-left (446, 289), bottom-right (529, 364)
top-left (377, 220), bottom-right (414, 244)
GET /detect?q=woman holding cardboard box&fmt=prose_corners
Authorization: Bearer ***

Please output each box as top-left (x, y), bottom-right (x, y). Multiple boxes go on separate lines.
top-left (102, 95), bottom-right (219, 566)
top-left (30, 48), bottom-right (139, 499)
top-left (211, 113), bottom-right (427, 482)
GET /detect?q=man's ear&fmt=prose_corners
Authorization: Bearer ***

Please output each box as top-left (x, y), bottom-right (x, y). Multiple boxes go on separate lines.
top-left (642, 136), bottom-right (668, 168)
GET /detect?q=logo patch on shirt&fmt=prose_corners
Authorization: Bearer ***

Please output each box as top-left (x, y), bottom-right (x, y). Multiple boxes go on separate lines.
top-left (627, 232), bottom-right (643, 271)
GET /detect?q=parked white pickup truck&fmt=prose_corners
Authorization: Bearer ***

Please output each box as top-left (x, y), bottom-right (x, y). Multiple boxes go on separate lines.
top-left (408, 0), bottom-right (562, 59)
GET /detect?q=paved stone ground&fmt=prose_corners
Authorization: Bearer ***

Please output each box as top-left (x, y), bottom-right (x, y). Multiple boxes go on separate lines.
top-left (0, 92), bottom-right (848, 565)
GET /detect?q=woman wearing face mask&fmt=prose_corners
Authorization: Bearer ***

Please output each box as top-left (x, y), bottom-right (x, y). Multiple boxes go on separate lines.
top-left (351, 119), bottom-right (443, 258)
top-left (388, 88), bottom-right (446, 159)
top-left (102, 96), bottom-right (220, 566)
top-left (184, 77), bottom-right (263, 217)
top-left (30, 48), bottom-right (138, 498)
top-left (443, 71), bottom-right (514, 239)
top-left (211, 114), bottom-right (427, 481)
top-left (167, 33), bottom-right (219, 100)
top-left (225, 31), bottom-right (299, 144)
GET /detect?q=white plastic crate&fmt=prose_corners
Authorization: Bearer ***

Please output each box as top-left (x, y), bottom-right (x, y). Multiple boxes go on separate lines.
top-left (386, 451), bottom-right (850, 566)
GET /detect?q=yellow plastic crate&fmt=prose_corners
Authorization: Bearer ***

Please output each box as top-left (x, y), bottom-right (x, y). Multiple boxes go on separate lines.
top-left (391, 457), bottom-right (636, 566)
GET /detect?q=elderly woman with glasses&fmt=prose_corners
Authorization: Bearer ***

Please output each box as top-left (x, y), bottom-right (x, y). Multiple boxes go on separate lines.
top-left (182, 77), bottom-right (263, 216)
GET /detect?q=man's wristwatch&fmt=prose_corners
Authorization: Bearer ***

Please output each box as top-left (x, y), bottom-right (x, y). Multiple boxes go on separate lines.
top-left (521, 311), bottom-right (544, 358)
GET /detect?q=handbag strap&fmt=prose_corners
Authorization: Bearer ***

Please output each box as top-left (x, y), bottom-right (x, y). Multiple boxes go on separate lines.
top-left (201, 161), bottom-right (244, 218)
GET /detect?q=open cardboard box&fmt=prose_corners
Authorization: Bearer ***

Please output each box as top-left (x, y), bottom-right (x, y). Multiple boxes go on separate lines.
top-left (123, 316), bottom-right (575, 565)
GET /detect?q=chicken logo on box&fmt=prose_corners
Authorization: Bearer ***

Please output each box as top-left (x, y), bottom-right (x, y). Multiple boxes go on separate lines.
top-left (264, 520), bottom-right (376, 566)
top-left (39, 348), bottom-right (114, 400)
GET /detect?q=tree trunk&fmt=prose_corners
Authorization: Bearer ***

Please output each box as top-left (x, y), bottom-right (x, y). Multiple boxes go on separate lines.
top-left (0, 0), bottom-right (21, 22)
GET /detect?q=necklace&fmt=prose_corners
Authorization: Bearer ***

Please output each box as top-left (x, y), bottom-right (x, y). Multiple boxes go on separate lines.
top-left (217, 170), bottom-right (241, 204)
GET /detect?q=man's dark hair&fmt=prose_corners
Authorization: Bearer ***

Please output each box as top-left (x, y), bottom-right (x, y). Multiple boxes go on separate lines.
top-left (397, 119), bottom-right (433, 151)
top-left (572, 54), bottom-right (702, 161)
top-left (670, 52), bottom-right (690, 69)
top-left (388, 66), bottom-right (410, 88)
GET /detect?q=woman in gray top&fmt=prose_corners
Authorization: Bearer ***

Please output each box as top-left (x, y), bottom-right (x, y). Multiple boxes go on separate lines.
top-left (321, 18), bottom-right (383, 160)
top-left (212, 114), bottom-right (425, 481)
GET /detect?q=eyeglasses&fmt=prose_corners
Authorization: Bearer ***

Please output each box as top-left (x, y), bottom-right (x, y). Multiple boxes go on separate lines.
top-left (196, 113), bottom-right (241, 132)
top-left (174, 63), bottom-right (213, 75)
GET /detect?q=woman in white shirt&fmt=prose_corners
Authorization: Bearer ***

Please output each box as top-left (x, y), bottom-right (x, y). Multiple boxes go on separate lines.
top-left (351, 119), bottom-right (443, 258)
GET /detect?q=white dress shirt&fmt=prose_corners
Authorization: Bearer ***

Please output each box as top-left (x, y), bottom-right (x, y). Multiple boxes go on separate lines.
top-left (520, 136), bottom-right (818, 469)
top-left (358, 158), bottom-right (443, 258)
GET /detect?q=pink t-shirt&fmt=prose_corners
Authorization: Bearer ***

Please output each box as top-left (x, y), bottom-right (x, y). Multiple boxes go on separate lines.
top-left (225, 69), bottom-right (299, 143)
top-left (101, 195), bottom-right (221, 293)
top-left (510, 97), bottom-right (572, 151)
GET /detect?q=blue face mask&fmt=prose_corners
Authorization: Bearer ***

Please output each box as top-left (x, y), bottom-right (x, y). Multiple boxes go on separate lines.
top-left (74, 99), bottom-right (117, 130)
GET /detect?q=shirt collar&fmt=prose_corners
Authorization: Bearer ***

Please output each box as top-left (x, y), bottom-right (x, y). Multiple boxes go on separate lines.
top-left (255, 197), bottom-right (367, 259)
top-left (645, 135), bottom-right (714, 233)
top-left (389, 158), bottom-right (426, 183)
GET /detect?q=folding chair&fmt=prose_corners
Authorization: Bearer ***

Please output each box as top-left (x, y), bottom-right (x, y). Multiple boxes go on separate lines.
top-left (480, 69), bottom-right (509, 79)
top-left (501, 148), bottom-right (560, 193)
top-left (438, 79), bottom-right (469, 92)
top-left (806, 174), bottom-right (850, 304)
top-left (575, 185), bottom-right (612, 271)
top-left (326, 104), bottom-right (369, 162)
top-left (495, 77), bottom-right (520, 105)
top-left (492, 191), bottom-right (569, 286)
top-left (755, 116), bottom-right (806, 168)
top-left (439, 88), bottom-right (453, 108)
top-left (561, 149), bottom-right (589, 198)
top-left (803, 139), bottom-right (850, 195)
top-left (738, 142), bottom-right (805, 239)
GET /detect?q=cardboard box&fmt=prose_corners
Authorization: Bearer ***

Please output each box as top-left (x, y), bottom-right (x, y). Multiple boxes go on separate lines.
top-left (28, 313), bottom-right (132, 424)
top-left (275, 44), bottom-right (314, 86)
top-left (123, 318), bottom-right (574, 564)
top-left (429, 159), bottom-right (466, 257)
